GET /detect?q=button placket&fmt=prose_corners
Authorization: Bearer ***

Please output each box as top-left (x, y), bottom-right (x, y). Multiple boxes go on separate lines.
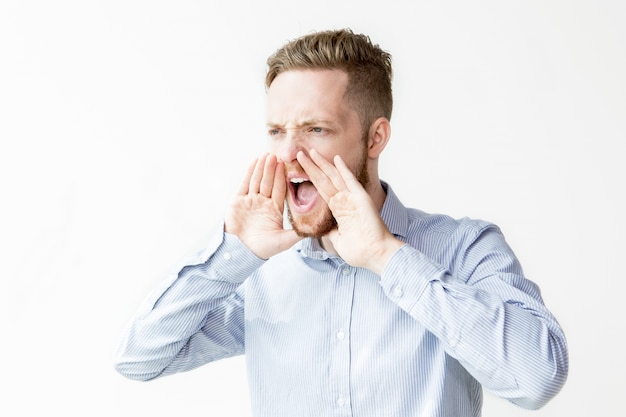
top-left (328, 261), bottom-right (354, 414)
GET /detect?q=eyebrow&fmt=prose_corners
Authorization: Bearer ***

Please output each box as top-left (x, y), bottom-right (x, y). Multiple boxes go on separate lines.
top-left (266, 119), bottom-right (334, 129)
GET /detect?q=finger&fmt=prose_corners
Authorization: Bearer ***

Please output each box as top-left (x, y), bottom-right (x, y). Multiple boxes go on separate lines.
top-left (237, 157), bottom-right (258, 196)
top-left (259, 154), bottom-right (277, 197)
top-left (271, 160), bottom-right (287, 206)
top-left (333, 155), bottom-right (362, 192)
top-left (296, 151), bottom-right (335, 203)
top-left (309, 149), bottom-right (348, 192)
top-left (248, 153), bottom-right (268, 194)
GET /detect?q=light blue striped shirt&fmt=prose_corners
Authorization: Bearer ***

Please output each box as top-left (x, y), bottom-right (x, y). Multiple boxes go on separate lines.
top-left (114, 183), bottom-right (568, 416)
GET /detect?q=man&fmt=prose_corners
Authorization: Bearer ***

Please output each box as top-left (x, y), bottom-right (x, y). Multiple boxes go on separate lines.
top-left (114, 29), bottom-right (568, 416)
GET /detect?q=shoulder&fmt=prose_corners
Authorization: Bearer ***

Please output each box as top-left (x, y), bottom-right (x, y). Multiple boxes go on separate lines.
top-left (405, 207), bottom-right (500, 240)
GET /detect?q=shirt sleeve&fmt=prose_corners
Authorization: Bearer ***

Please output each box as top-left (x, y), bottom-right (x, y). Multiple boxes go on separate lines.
top-left (378, 222), bottom-right (568, 410)
top-left (113, 227), bottom-right (265, 381)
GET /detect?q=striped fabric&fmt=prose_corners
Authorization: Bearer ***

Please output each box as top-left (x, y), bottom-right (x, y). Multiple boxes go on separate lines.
top-left (114, 182), bottom-right (568, 416)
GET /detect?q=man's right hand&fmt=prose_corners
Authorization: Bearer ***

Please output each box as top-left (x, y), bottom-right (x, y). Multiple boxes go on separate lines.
top-left (224, 153), bottom-right (302, 259)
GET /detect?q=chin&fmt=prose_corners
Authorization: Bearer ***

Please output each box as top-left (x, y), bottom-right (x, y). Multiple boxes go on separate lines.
top-left (287, 206), bottom-right (337, 238)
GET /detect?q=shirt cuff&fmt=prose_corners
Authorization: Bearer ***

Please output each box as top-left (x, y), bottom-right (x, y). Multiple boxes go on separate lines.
top-left (379, 244), bottom-right (447, 312)
top-left (206, 231), bottom-right (266, 284)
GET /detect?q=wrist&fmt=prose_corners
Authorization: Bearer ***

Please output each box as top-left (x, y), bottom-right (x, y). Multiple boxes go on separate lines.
top-left (368, 236), bottom-right (404, 275)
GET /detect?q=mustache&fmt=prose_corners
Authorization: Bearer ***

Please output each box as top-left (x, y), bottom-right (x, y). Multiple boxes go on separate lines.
top-left (283, 163), bottom-right (307, 176)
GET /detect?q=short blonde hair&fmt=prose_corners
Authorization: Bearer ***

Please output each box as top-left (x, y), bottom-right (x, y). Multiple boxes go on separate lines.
top-left (266, 29), bottom-right (393, 132)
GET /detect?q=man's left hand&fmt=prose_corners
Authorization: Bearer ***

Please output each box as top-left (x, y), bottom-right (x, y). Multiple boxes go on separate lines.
top-left (297, 149), bottom-right (404, 274)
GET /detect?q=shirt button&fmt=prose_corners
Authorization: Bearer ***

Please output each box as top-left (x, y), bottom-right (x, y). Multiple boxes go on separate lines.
top-left (223, 252), bottom-right (232, 260)
top-left (336, 395), bottom-right (346, 406)
top-left (342, 267), bottom-right (351, 276)
top-left (392, 285), bottom-right (403, 298)
top-left (336, 330), bottom-right (345, 340)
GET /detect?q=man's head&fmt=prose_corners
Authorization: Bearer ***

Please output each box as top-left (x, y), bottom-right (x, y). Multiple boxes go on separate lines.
top-left (266, 29), bottom-right (393, 134)
top-left (265, 29), bottom-right (393, 238)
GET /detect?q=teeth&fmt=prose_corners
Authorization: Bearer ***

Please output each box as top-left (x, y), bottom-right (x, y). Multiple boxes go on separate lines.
top-left (290, 177), bottom-right (307, 184)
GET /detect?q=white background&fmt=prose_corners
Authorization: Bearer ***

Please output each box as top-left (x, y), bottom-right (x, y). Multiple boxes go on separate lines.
top-left (1, 1), bottom-right (624, 416)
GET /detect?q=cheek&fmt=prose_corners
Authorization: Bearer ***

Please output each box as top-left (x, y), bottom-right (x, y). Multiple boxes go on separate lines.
top-left (337, 146), bottom-right (365, 171)
top-left (268, 142), bottom-right (288, 163)
top-left (268, 139), bottom-right (280, 153)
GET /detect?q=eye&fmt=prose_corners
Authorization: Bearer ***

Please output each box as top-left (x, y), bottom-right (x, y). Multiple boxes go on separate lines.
top-left (309, 127), bottom-right (324, 134)
top-left (268, 128), bottom-right (283, 137)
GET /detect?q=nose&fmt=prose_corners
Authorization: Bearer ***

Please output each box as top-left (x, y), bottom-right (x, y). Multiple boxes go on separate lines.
top-left (274, 130), bottom-right (308, 165)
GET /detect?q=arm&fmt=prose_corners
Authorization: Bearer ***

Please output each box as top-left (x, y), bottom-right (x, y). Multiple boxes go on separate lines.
top-left (380, 226), bottom-right (568, 409)
top-left (299, 150), bottom-right (568, 409)
top-left (113, 231), bottom-right (263, 381)
top-left (114, 154), bottom-right (301, 381)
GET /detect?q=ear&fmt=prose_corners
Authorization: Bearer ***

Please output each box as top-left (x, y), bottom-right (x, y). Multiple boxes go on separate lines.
top-left (367, 117), bottom-right (391, 159)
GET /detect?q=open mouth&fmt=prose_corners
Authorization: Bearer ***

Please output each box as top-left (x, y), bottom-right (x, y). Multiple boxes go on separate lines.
top-left (289, 177), bottom-right (319, 212)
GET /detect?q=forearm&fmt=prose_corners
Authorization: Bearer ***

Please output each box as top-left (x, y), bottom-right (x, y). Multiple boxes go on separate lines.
top-left (113, 231), bottom-right (264, 381)
top-left (380, 245), bottom-right (568, 409)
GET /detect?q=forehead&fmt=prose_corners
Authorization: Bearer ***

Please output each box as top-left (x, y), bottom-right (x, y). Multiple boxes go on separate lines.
top-left (266, 69), bottom-right (352, 124)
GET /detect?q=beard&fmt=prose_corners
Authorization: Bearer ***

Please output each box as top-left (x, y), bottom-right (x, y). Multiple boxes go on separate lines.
top-left (286, 144), bottom-right (370, 239)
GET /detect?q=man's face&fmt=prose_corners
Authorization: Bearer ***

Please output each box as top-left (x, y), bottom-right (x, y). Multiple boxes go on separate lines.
top-left (266, 69), bottom-right (369, 238)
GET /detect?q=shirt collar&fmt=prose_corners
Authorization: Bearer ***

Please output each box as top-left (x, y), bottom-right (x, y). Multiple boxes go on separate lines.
top-left (379, 181), bottom-right (409, 239)
top-left (296, 181), bottom-right (408, 259)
